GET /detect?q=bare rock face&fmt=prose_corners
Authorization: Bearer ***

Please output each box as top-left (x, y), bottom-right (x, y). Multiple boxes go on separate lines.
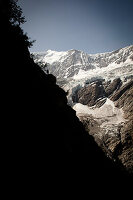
top-left (110, 80), bottom-right (133, 102)
top-left (112, 81), bottom-right (133, 172)
top-left (104, 78), bottom-right (122, 97)
top-left (76, 81), bottom-right (106, 106)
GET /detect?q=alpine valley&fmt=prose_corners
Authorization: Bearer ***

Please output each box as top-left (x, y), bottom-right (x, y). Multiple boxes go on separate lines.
top-left (33, 45), bottom-right (133, 173)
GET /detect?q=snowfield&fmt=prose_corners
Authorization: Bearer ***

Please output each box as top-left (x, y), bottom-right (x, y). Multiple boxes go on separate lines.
top-left (73, 98), bottom-right (125, 128)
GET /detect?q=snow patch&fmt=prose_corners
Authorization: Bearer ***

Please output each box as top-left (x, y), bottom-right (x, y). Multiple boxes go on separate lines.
top-left (73, 98), bottom-right (125, 126)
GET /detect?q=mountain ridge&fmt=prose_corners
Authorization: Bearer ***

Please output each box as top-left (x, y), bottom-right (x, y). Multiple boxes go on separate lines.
top-left (33, 44), bottom-right (133, 105)
top-left (33, 44), bottom-right (133, 81)
top-left (32, 44), bottom-right (133, 56)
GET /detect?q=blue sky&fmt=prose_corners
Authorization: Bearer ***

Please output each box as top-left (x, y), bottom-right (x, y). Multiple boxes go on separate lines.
top-left (18, 0), bottom-right (133, 53)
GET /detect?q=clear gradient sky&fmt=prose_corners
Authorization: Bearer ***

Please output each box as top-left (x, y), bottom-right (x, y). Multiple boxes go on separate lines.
top-left (18, 0), bottom-right (133, 53)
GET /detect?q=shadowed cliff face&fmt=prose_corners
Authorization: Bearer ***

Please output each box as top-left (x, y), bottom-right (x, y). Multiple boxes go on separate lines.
top-left (1, 1), bottom-right (133, 182)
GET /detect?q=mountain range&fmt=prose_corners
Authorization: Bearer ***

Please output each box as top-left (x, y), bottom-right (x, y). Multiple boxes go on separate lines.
top-left (33, 45), bottom-right (133, 79)
top-left (33, 45), bottom-right (133, 172)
